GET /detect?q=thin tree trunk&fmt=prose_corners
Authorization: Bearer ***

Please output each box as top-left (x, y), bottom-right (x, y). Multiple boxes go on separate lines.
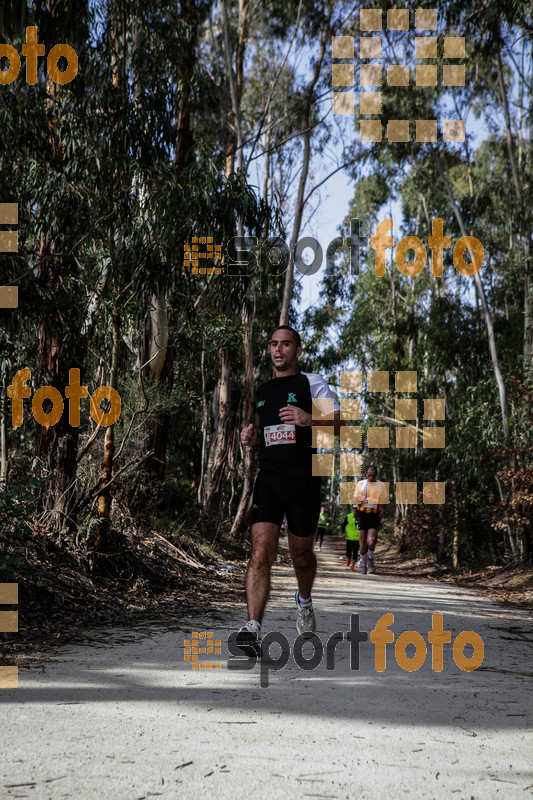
top-left (175, 0), bottom-right (197, 168)
top-left (93, 306), bottom-right (121, 552)
top-left (197, 348), bottom-right (209, 504)
top-left (495, 473), bottom-right (516, 558)
top-left (220, 0), bottom-right (245, 176)
top-left (432, 151), bottom-right (509, 438)
top-left (451, 480), bottom-right (459, 569)
top-left (0, 369), bottom-right (8, 491)
top-left (221, 0), bottom-right (250, 530)
top-left (496, 47), bottom-right (532, 369)
top-left (137, 0), bottom-right (197, 482)
top-left (279, 33), bottom-right (328, 325)
top-left (33, 41), bottom-right (82, 532)
top-left (204, 349), bottom-right (232, 514)
top-left (230, 302), bottom-right (255, 535)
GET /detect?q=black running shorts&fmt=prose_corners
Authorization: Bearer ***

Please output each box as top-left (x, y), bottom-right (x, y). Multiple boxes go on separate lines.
top-left (357, 510), bottom-right (381, 531)
top-left (251, 471), bottom-right (321, 537)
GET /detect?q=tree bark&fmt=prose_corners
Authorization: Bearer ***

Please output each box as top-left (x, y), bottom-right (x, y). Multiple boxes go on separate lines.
top-left (495, 46), bottom-right (532, 369)
top-left (0, 367), bottom-right (8, 491)
top-left (93, 306), bottom-right (121, 552)
top-left (279, 32), bottom-right (328, 325)
top-left (432, 151), bottom-right (509, 439)
top-left (141, 0), bottom-right (198, 480)
top-left (204, 349), bottom-right (232, 515)
top-left (230, 302), bottom-right (255, 535)
top-left (175, 0), bottom-right (197, 168)
top-left (451, 480), bottom-right (459, 569)
top-left (34, 243), bottom-right (82, 533)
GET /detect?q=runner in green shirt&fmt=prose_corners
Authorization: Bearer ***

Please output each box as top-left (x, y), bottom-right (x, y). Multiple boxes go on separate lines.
top-left (343, 505), bottom-right (359, 572)
top-left (314, 506), bottom-right (329, 551)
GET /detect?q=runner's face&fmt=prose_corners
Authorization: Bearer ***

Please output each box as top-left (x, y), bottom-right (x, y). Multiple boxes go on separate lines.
top-left (269, 333), bottom-right (301, 372)
top-left (367, 469), bottom-right (377, 482)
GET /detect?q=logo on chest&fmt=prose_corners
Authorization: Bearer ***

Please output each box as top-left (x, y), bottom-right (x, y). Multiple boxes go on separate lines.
top-left (287, 393), bottom-right (297, 403)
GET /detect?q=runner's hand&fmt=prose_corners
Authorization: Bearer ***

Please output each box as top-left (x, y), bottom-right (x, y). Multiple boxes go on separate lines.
top-left (279, 405), bottom-right (312, 426)
top-left (241, 424), bottom-right (259, 446)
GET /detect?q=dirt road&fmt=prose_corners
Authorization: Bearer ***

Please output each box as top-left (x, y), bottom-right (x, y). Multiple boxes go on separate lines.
top-left (1, 539), bottom-right (532, 799)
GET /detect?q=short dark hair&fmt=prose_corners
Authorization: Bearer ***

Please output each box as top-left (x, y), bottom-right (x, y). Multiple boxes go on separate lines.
top-left (366, 464), bottom-right (378, 475)
top-left (273, 325), bottom-right (301, 347)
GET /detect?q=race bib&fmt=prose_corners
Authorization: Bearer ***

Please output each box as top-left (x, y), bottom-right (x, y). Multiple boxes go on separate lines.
top-left (264, 424), bottom-right (296, 446)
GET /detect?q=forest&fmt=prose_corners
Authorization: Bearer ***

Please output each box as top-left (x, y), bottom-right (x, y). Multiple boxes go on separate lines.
top-left (0, 0), bottom-right (531, 627)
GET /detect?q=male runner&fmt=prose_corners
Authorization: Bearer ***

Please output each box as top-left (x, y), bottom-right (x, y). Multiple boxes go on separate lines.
top-left (354, 465), bottom-right (385, 574)
top-left (236, 325), bottom-right (338, 656)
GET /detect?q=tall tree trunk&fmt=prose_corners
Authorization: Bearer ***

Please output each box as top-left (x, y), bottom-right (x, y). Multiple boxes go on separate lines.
top-left (432, 151), bottom-right (509, 438)
top-left (93, 306), bottom-right (121, 552)
top-left (204, 349), bottom-right (232, 514)
top-left (230, 301), bottom-right (255, 535)
top-left (451, 480), bottom-right (459, 569)
top-left (141, 0), bottom-right (198, 481)
top-left (142, 293), bottom-right (171, 481)
top-left (33, 8), bottom-right (88, 532)
top-left (34, 243), bottom-right (82, 533)
top-left (279, 33), bottom-right (328, 325)
top-left (0, 366), bottom-right (8, 491)
top-left (197, 348), bottom-right (209, 504)
top-left (219, 0), bottom-right (249, 528)
top-left (220, 0), bottom-right (245, 176)
top-left (175, 0), bottom-right (197, 168)
top-left (495, 46), bottom-right (531, 370)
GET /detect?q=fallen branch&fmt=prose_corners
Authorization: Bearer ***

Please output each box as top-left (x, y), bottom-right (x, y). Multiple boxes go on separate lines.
top-left (147, 529), bottom-right (204, 570)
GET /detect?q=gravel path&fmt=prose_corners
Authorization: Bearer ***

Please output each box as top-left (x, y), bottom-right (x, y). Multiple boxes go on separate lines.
top-left (2, 538), bottom-right (532, 799)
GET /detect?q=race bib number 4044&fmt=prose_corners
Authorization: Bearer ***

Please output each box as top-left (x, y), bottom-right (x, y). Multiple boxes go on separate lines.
top-left (264, 424), bottom-right (296, 446)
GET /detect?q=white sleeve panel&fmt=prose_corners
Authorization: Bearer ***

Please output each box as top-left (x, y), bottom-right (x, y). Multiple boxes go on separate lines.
top-left (302, 372), bottom-right (340, 411)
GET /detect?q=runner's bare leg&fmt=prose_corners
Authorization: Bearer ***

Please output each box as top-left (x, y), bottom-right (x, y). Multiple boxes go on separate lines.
top-left (288, 531), bottom-right (316, 599)
top-left (246, 522), bottom-right (280, 623)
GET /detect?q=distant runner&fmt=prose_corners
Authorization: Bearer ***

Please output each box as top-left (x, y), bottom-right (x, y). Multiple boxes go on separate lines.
top-left (236, 325), bottom-right (338, 656)
top-left (343, 505), bottom-right (359, 571)
top-left (314, 506), bottom-right (329, 551)
top-left (354, 465), bottom-right (385, 574)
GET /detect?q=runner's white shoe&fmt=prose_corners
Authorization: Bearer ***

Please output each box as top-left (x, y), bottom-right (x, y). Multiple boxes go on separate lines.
top-left (295, 590), bottom-right (316, 638)
top-left (235, 622), bottom-right (262, 657)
